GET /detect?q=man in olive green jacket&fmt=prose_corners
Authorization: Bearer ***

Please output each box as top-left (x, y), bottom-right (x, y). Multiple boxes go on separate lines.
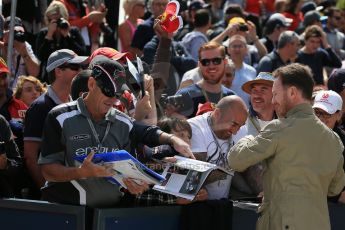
top-left (228, 63), bottom-right (345, 230)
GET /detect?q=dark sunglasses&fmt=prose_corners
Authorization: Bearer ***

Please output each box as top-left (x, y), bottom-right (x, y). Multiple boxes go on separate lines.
top-left (59, 64), bottom-right (81, 71)
top-left (333, 16), bottom-right (342, 21)
top-left (95, 78), bottom-right (122, 98)
top-left (199, 57), bottom-right (223, 66)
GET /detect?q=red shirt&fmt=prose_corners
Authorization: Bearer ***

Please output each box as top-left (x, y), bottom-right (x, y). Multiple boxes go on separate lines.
top-left (245, 0), bottom-right (275, 16)
top-left (8, 97), bottom-right (27, 123)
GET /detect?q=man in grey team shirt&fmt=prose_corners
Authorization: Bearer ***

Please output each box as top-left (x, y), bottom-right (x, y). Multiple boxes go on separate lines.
top-left (38, 55), bottom-right (194, 208)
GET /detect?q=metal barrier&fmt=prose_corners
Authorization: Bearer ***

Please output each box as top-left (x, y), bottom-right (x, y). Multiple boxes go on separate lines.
top-left (0, 198), bottom-right (344, 230)
top-left (0, 199), bottom-right (86, 230)
top-left (93, 206), bottom-right (181, 230)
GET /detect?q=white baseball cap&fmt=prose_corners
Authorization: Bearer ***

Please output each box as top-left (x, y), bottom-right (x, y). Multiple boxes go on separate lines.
top-left (312, 90), bottom-right (343, 114)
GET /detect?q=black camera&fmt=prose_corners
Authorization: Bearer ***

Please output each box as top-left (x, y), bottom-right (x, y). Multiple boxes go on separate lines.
top-left (160, 93), bottom-right (194, 117)
top-left (14, 30), bottom-right (25, 43)
top-left (238, 23), bottom-right (248, 32)
top-left (56, 18), bottom-right (69, 29)
top-left (160, 94), bottom-right (185, 108)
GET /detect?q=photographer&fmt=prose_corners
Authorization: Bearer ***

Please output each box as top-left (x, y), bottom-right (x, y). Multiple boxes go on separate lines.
top-left (56, 0), bottom-right (108, 51)
top-left (36, 1), bottom-right (86, 83)
top-left (0, 17), bottom-right (40, 88)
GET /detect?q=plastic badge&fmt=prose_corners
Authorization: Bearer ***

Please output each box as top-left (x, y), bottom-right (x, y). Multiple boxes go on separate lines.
top-left (159, 1), bottom-right (183, 33)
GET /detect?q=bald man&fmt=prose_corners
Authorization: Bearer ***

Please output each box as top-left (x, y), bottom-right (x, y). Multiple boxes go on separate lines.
top-left (188, 95), bottom-right (248, 200)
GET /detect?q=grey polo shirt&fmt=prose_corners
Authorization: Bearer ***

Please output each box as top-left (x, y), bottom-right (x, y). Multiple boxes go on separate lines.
top-left (39, 97), bottom-right (133, 207)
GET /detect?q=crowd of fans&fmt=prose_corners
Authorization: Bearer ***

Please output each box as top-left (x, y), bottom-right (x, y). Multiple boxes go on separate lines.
top-left (1, 0), bottom-right (345, 227)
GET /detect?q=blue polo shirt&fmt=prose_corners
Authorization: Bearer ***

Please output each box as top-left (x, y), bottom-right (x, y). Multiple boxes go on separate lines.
top-left (131, 17), bottom-right (155, 51)
top-left (24, 86), bottom-right (64, 142)
top-left (175, 84), bottom-right (235, 118)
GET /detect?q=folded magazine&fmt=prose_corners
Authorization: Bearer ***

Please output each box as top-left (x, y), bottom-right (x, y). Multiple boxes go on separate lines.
top-left (153, 156), bottom-right (233, 200)
top-left (74, 150), bottom-right (165, 189)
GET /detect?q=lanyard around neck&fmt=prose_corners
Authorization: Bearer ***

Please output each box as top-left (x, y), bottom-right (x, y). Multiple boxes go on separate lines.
top-left (200, 84), bottom-right (223, 102)
top-left (86, 116), bottom-right (111, 148)
top-left (206, 114), bottom-right (232, 168)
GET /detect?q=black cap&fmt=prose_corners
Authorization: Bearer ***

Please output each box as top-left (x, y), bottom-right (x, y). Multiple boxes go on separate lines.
top-left (303, 11), bottom-right (321, 27)
top-left (71, 69), bottom-right (92, 100)
top-left (328, 69), bottom-right (345, 94)
top-left (89, 55), bottom-right (129, 97)
top-left (318, 0), bottom-right (335, 10)
top-left (264, 13), bottom-right (292, 35)
top-left (301, 2), bottom-right (317, 15)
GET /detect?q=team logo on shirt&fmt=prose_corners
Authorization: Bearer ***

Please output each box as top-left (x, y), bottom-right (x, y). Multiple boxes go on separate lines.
top-left (18, 110), bottom-right (26, 119)
top-left (70, 134), bottom-right (91, 141)
top-left (75, 144), bottom-right (119, 156)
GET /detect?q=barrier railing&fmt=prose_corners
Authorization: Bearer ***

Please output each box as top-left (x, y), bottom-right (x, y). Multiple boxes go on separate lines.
top-left (0, 198), bottom-right (344, 230)
top-left (93, 206), bottom-right (182, 230)
top-left (0, 198), bottom-right (86, 230)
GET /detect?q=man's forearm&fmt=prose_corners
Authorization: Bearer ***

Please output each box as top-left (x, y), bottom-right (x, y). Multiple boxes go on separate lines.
top-left (131, 121), bottom-right (161, 147)
top-left (253, 38), bottom-right (268, 58)
top-left (24, 141), bottom-right (45, 187)
top-left (41, 163), bottom-right (85, 182)
top-left (151, 37), bottom-right (172, 98)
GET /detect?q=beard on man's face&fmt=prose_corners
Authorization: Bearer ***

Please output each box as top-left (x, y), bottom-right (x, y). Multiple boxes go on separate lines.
top-left (202, 67), bottom-right (225, 85)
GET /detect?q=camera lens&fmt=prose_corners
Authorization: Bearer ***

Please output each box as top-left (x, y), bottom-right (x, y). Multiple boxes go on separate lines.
top-left (57, 18), bottom-right (69, 29)
top-left (14, 30), bottom-right (26, 43)
top-left (239, 24), bottom-right (248, 32)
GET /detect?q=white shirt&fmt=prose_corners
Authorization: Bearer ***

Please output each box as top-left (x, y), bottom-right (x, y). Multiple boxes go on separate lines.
top-left (180, 67), bottom-right (202, 86)
top-left (188, 112), bottom-right (233, 200)
top-left (10, 42), bottom-right (38, 89)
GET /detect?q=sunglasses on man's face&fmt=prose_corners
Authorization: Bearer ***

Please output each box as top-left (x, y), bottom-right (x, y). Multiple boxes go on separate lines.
top-left (199, 57), bottom-right (224, 67)
top-left (59, 64), bottom-right (81, 71)
top-left (95, 79), bottom-right (123, 98)
top-left (333, 16), bottom-right (342, 21)
top-left (95, 79), bottom-right (115, 98)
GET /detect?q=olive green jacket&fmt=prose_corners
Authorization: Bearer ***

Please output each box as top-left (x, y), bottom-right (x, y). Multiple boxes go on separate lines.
top-left (229, 103), bottom-right (345, 230)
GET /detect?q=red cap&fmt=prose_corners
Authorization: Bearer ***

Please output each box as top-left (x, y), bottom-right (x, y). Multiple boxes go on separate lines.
top-left (89, 47), bottom-right (131, 62)
top-left (160, 1), bottom-right (183, 33)
top-left (0, 57), bottom-right (10, 74)
top-left (166, 1), bottom-right (179, 14)
top-left (196, 102), bottom-right (215, 116)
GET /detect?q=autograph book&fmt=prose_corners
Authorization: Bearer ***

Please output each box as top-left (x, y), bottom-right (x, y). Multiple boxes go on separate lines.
top-left (153, 156), bottom-right (232, 200)
top-left (74, 150), bottom-right (165, 189)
